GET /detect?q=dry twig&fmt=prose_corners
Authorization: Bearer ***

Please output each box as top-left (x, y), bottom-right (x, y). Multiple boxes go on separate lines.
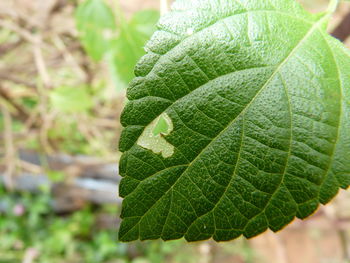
top-left (0, 84), bottom-right (30, 121)
top-left (0, 102), bottom-right (16, 190)
top-left (0, 72), bottom-right (37, 89)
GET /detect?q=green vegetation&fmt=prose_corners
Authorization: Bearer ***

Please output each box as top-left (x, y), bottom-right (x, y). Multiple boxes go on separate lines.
top-left (118, 0), bottom-right (350, 242)
top-left (0, 0), bottom-right (256, 261)
top-left (0, 187), bottom-right (120, 263)
top-left (0, 186), bottom-right (255, 262)
top-left (0, 0), bottom-right (350, 261)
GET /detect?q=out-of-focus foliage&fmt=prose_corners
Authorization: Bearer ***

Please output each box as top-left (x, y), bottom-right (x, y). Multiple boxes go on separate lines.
top-left (76, 0), bottom-right (117, 61)
top-left (76, 0), bottom-right (159, 84)
top-left (50, 86), bottom-right (93, 113)
top-left (0, 186), bottom-right (122, 263)
top-left (108, 9), bottom-right (159, 84)
top-left (0, 187), bottom-right (254, 263)
top-left (0, 0), bottom-right (159, 158)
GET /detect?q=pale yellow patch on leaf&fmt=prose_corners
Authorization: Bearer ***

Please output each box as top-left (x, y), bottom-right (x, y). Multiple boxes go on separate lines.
top-left (137, 113), bottom-right (175, 158)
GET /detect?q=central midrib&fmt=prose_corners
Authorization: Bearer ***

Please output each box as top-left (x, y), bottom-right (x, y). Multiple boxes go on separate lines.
top-left (120, 14), bottom-right (329, 241)
top-left (183, 16), bottom-right (331, 237)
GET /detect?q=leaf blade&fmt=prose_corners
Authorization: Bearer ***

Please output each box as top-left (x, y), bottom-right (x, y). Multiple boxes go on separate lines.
top-left (118, 0), bottom-right (350, 242)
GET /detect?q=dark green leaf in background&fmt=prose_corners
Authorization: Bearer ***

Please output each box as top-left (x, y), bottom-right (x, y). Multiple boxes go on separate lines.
top-left (118, 0), bottom-right (350, 242)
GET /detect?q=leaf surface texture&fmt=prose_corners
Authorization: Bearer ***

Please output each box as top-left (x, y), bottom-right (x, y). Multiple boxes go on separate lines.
top-left (118, 0), bottom-right (350, 242)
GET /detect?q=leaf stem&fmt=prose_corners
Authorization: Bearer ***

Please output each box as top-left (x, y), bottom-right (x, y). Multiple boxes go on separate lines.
top-left (327, 0), bottom-right (340, 14)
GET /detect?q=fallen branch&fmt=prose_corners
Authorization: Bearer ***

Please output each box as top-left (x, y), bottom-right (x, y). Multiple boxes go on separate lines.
top-left (0, 72), bottom-right (37, 89)
top-left (0, 85), bottom-right (30, 122)
top-left (0, 39), bottom-right (24, 57)
top-left (0, 150), bottom-right (120, 212)
top-left (0, 104), bottom-right (16, 190)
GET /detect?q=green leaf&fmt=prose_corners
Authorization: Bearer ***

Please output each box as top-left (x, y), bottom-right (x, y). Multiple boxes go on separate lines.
top-left (50, 86), bottom-right (93, 113)
top-left (75, 0), bottom-right (116, 61)
top-left (118, 0), bottom-right (350, 242)
top-left (108, 10), bottom-right (159, 84)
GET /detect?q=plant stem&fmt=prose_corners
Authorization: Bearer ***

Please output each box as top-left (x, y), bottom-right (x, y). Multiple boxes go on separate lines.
top-left (327, 0), bottom-right (340, 14)
top-left (160, 0), bottom-right (169, 16)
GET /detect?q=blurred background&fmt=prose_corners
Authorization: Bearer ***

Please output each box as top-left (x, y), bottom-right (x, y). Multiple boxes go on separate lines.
top-left (0, 0), bottom-right (349, 262)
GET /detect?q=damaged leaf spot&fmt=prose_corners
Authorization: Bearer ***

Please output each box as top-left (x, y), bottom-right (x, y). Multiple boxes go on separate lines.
top-left (137, 113), bottom-right (174, 158)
